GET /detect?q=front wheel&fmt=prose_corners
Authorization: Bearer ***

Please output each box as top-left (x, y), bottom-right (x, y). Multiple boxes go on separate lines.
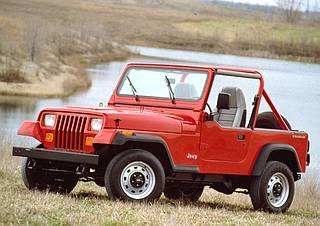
top-left (250, 161), bottom-right (294, 213)
top-left (22, 158), bottom-right (78, 194)
top-left (105, 149), bottom-right (165, 201)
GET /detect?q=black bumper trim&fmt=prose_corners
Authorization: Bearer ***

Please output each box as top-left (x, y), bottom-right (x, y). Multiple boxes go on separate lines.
top-left (12, 146), bottom-right (99, 165)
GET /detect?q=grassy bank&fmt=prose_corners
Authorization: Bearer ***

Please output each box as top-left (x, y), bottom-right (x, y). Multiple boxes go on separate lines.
top-left (1, 136), bottom-right (320, 225)
top-left (0, 0), bottom-right (319, 98)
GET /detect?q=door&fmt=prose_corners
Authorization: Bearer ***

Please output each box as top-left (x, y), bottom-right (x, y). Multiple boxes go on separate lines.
top-left (200, 71), bottom-right (258, 164)
top-left (200, 120), bottom-right (252, 162)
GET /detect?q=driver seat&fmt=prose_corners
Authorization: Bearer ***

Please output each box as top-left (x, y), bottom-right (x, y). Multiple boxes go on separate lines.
top-left (215, 87), bottom-right (246, 127)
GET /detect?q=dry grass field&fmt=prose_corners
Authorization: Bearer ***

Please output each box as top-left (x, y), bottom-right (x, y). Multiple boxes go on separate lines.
top-left (0, 0), bottom-right (319, 97)
top-left (1, 136), bottom-right (319, 225)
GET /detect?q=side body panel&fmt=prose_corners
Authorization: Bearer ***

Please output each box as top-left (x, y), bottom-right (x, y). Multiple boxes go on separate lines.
top-left (199, 120), bottom-right (308, 175)
top-left (98, 106), bottom-right (204, 169)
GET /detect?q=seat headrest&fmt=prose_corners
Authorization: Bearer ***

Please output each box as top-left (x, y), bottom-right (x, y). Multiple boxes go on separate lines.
top-left (221, 87), bottom-right (246, 108)
top-left (174, 83), bottom-right (198, 99)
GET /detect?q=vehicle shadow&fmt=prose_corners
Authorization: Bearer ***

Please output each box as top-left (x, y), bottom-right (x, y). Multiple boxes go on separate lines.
top-left (71, 191), bottom-right (251, 212)
top-left (71, 191), bottom-right (109, 200)
top-left (159, 198), bottom-right (252, 212)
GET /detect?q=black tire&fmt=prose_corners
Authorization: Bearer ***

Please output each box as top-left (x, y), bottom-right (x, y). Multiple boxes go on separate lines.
top-left (22, 158), bottom-right (78, 194)
top-left (164, 183), bottom-right (204, 201)
top-left (256, 111), bottom-right (292, 130)
top-left (105, 149), bottom-right (165, 201)
top-left (249, 161), bottom-right (295, 213)
top-left (22, 158), bottom-right (47, 191)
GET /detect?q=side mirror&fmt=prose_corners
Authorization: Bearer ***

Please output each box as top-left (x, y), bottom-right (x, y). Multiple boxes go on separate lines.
top-left (217, 92), bottom-right (230, 110)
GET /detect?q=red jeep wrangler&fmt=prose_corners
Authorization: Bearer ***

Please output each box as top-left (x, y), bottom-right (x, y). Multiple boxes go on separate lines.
top-left (13, 63), bottom-right (310, 213)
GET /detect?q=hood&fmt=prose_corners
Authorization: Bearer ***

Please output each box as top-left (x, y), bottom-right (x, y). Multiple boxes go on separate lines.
top-left (40, 105), bottom-right (198, 134)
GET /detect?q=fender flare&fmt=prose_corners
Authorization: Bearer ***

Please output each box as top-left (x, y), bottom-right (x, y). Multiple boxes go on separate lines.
top-left (112, 133), bottom-right (199, 173)
top-left (251, 143), bottom-right (302, 176)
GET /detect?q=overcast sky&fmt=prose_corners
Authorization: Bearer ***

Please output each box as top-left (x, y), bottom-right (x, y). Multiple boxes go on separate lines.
top-left (222, 0), bottom-right (319, 10)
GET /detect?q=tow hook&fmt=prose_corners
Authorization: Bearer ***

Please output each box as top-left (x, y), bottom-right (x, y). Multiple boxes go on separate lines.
top-left (76, 165), bottom-right (86, 175)
top-left (27, 159), bottom-right (36, 169)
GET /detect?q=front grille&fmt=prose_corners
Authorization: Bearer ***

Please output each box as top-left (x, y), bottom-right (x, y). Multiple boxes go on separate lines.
top-left (55, 114), bottom-right (88, 151)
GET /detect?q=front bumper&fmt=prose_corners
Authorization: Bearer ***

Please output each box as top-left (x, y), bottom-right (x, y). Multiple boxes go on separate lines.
top-left (12, 147), bottom-right (99, 165)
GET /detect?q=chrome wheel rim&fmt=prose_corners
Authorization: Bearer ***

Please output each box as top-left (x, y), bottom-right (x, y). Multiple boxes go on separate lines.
top-left (120, 161), bottom-right (156, 199)
top-left (267, 172), bottom-right (289, 208)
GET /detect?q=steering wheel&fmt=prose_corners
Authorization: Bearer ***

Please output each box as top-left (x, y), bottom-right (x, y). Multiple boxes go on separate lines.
top-left (206, 103), bottom-right (213, 115)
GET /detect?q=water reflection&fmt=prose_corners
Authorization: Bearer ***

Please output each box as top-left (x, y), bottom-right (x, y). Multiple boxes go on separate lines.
top-left (0, 96), bottom-right (37, 113)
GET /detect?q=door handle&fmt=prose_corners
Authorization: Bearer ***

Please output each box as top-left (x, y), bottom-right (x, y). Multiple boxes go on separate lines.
top-left (237, 134), bottom-right (246, 140)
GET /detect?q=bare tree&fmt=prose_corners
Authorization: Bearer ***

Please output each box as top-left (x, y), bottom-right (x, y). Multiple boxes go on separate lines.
top-left (306, 0), bottom-right (310, 14)
top-left (277, 0), bottom-right (303, 23)
top-left (24, 19), bottom-right (43, 62)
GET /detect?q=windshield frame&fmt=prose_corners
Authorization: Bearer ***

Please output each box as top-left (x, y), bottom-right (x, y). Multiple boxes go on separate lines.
top-left (116, 66), bottom-right (209, 102)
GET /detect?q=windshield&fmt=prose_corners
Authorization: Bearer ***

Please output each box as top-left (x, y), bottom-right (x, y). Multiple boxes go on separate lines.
top-left (117, 67), bottom-right (208, 101)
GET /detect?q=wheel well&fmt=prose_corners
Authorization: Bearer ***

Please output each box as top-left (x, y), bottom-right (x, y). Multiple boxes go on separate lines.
top-left (111, 141), bottom-right (173, 176)
top-left (267, 150), bottom-right (299, 173)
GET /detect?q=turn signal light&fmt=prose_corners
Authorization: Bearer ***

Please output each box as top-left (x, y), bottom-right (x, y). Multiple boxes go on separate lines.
top-left (85, 137), bottom-right (94, 146)
top-left (45, 133), bottom-right (54, 142)
top-left (120, 131), bottom-right (135, 136)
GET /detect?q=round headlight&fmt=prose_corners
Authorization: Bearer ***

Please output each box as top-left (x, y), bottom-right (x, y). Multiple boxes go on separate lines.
top-left (91, 118), bottom-right (103, 131)
top-left (44, 114), bottom-right (56, 127)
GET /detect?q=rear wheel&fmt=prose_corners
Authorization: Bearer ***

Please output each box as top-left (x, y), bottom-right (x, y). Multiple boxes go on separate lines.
top-left (249, 161), bottom-right (294, 213)
top-left (164, 183), bottom-right (204, 201)
top-left (105, 149), bottom-right (165, 201)
top-left (22, 158), bottom-right (78, 194)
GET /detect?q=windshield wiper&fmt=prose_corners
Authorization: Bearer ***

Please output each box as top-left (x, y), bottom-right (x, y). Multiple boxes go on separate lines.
top-left (165, 76), bottom-right (175, 104)
top-left (126, 75), bottom-right (139, 101)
